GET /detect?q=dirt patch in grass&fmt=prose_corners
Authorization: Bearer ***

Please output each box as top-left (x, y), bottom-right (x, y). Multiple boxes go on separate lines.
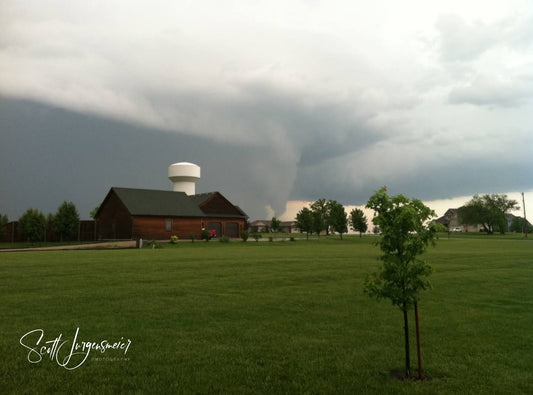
top-left (388, 369), bottom-right (433, 381)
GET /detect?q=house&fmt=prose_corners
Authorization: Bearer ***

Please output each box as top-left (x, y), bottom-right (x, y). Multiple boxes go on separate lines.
top-left (435, 208), bottom-right (527, 233)
top-left (434, 208), bottom-right (482, 232)
top-left (249, 220), bottom-right (297, 233)
top-left (248, 220), bottom-right (269, 233)
top-left (280, 221), bottom-right (297, 233)
top-left (95, 187), bottom-right (247, 240)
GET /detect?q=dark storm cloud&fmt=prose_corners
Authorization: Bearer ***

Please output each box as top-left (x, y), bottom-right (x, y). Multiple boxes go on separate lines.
top-left (291, 130), bottom-right (533, 206)
top-left (1, 1), bottom-right (533, 219)
top-left (0, 98), bottom-right (293, 220)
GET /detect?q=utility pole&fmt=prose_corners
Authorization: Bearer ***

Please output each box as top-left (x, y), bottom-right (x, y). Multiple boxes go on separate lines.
top-left (522, 192), bottom-right (527, 238)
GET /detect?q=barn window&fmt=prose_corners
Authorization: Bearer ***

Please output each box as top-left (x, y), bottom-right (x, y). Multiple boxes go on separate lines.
top-left (166, 219), bottom-right (172, 232)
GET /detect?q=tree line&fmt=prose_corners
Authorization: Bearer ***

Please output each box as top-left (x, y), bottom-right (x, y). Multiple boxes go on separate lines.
top-left (0, 202), bottom-right (81, 243)
top-left (294, 198), bottom-right (369, 239)
top-left (2, 192), bottom-right (528, 243)
top-left (282, 192), bottom-right (529, 240)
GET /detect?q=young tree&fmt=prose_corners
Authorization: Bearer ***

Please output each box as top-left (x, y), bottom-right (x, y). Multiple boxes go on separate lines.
top-left (328, 201), bottom-right (348, 239)
top-left (349, 208), bottom-right (368, 237)
top-left (295, 207), bottom-right (313, 240)
top-left (458, 194), bottom-right (519, 234)
top-left (270, 217), bottom-right (281, 233)
top-left (430, 222), bottom-right (448, 235)
top-left (311, 209), bottom-right (325, 237)
top-left (19, 208), bottom-right (46, 243)
top-left (90, 205), bottom-right (100, 219)
top-left (510, 217), bottom-right (533, 233)
top-left (364, 187), bottom-right (438, 379)
top-left (310, 198), bottom-right (329, 235)
top-left (54, 201), bottom-right (80, 241)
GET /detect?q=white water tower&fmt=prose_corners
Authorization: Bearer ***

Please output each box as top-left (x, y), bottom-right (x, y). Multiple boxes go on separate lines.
top-left (168, 162), bottom-right (201, 195)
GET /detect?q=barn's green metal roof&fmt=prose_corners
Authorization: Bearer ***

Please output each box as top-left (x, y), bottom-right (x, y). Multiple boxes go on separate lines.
top-left (111, 187), bottom-right (206, 217)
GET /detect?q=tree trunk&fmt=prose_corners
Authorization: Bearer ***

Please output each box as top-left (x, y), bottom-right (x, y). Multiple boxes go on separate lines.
top-left (414, 301), bottom-right (423, 380)
top-left (403, 303), bottom-right (411, 378)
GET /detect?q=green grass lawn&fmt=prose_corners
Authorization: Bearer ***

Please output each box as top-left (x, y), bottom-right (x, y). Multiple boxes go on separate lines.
top-left (1, 236), bottom-right (532, 394)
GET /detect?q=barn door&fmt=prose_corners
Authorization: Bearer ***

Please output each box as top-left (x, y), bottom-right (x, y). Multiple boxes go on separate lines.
top-left (225, 222), bottom-right (239, 238)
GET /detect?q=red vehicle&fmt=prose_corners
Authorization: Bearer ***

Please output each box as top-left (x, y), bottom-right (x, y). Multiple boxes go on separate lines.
top-left (201, 228), bottom-right (217, 240)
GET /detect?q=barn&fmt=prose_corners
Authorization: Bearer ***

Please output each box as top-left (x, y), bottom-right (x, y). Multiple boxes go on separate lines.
top-left (94, 162), bottom-right (247, 240)
top-left (95, 187), bottom-right (247, 240)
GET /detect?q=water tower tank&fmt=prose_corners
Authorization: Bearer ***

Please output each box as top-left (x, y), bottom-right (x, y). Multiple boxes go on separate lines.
top-left (168, 162), bottom-right (201, 195)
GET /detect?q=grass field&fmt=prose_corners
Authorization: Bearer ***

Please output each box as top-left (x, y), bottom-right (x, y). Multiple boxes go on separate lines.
top-left (1, 236), bottom-right (532, 394)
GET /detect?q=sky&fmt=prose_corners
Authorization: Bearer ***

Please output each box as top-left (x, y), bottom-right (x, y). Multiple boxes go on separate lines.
top-left (1, 0), bottom-right (532, 221)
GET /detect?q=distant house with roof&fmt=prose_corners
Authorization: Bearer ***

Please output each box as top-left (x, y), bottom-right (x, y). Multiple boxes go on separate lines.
top-left (95, 187), bottom-right (247, 240)
top-left (435, 208), bottom-right (526, 233)
top-left (249, 220), bottom-right (297, 233)
top-left (435, 208), bottom-right (482, 232)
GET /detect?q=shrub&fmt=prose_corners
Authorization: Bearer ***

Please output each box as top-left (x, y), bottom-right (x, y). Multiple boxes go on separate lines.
top-left (201, 229), bottom-right (210, 241)
top-left (189, 232), bottom-right (196, 242)
top-left (252, 233), bottom-right (261, 242)
top-left (431, 222), bottom-right (448, 233)
top-left (170, 235), bottom-right (179, 244)
top-left (241, 230), bottom-right (249, 242)
top-left (219, 236), bottom-right (230, 243)
top-left (269, 236), bottom-right (273, 242)
top-left (290, 237), bottom-right (296, 242)
top-left (145, 240), bottom-right (162, 249)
